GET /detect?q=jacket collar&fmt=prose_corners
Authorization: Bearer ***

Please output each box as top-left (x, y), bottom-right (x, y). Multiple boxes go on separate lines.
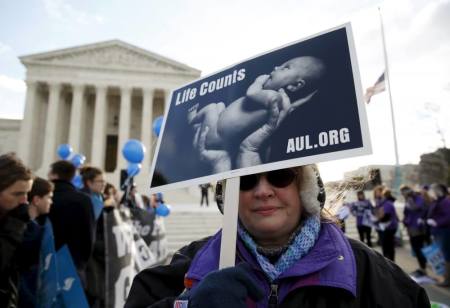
top-left (186, 222), bottom-right (357, 297)
top-left (52, 179), bottom-right (76, 192)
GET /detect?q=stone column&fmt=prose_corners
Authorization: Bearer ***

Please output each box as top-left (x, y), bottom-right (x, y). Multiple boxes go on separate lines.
top-left (91, 85), bottom-right (108, 167)
top-left (68, 83), bottom-right (85, 153)
top-left (41, 82), bottom-right (61, 169)
top-left (141, 88), bottom-right (154, 171)
top-left (117, 86), bottom-right (132, 169)
top-left (18, 80), bottom-right (37, 165)
top-left (164, 89), bottom-right (172, 112)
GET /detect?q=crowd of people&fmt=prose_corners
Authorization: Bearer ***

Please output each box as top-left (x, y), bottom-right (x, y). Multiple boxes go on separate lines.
top-left (1, 150), bottom-right (449, 307)
top-left (342, 183), bottom-right (450, 287)
top-left (125, 165), bottom-right (434, 307)
top-left (0, 153), bottom-right (160, 307)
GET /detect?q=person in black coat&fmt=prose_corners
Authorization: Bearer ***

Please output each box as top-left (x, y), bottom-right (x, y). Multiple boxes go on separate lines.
top-left (48, 160), bottom-right (95, 287)
top-left (0, 153), bottom-right (33, 308)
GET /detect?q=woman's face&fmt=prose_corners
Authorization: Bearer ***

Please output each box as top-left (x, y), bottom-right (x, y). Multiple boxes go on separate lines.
top-left (88, 174), bottom-right (106, 194)
top-left (374, 189), bottom-right (383, 198)
top-left (238, 173), bottom-right (302, 247)
top-left (105, 187), bottom-right (115, 197)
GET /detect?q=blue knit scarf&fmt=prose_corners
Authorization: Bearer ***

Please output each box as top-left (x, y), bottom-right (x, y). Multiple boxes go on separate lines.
top-left (238, 215), bottom-right (321, 282)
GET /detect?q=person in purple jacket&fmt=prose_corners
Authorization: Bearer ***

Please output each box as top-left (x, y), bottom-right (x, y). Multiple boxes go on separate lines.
top-left (400, 185), bottom-right (428, 276)
top-left (125, 165), bottom-right (428, 308)
top-left (426, 183), bottom-right (450, 287)
top-left (374, 188), bottom-right (399, 261)
top-left (349, 191), bottom-right (374, 247)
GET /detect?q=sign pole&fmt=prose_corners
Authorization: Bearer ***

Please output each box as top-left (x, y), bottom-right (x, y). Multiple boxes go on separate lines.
top-left (219, 177), bottom-right (240, 269)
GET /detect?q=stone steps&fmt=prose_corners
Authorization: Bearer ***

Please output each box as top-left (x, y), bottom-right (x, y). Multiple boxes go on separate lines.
top-left (164, 209), bottom-right (222, 252)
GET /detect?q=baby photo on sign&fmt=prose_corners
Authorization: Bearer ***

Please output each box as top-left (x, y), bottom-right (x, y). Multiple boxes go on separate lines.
top-left (151, 24), bottom-right (369, 189)
top-left (187, 56), bottom-right (326, 171)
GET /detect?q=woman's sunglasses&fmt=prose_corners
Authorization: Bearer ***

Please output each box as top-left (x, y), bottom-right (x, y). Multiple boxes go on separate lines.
top-left (240, 169), bottom-right (297, 191)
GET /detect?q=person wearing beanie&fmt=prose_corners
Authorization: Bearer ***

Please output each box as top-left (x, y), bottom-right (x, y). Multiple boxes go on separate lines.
top-left (125, 164), bottom-right (428, 307)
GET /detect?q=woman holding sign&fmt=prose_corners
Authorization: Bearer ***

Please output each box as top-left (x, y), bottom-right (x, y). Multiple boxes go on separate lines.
top-left (134, 105), bottom-right (429, 308)
top-left (125, 164), bottom-right (428, 307)
top-left (126, 100), bottom-right (428, 307)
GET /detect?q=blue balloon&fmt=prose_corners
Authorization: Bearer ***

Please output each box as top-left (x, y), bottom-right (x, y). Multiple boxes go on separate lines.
top-left (57, 144), bottom-right (73, 160)
top-left (155, 203), bottom-right (171, 217)
top-left (127, 163), bottom-right (141, 178)
top-left (71, 154), bottom-right (86, 168)
top-left (122, 139), bottom-right (145, 163)
top-left (71, 174), bottom-right (83, 189)
top-left (152, 116), bottom-right (164, 137)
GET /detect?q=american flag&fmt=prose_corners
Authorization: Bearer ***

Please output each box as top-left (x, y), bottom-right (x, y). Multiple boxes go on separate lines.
top-left (364, 72), bottom-right (385, 103)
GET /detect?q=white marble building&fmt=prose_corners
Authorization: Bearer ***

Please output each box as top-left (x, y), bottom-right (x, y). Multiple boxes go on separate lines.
top-left (17, 40), bottom-right (201, 190)
top-left (0, 119), bottom-right (21, 154)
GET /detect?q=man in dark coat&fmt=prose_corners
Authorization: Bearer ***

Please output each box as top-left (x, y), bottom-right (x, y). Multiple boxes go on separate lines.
top-left (0, 153), bottom-right (33, 308)
top-left (48, 160), bottom-right (95, 286)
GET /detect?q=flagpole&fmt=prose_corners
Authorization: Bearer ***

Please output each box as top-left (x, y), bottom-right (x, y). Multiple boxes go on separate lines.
top-left (378, 7), bottom-right (401, 191)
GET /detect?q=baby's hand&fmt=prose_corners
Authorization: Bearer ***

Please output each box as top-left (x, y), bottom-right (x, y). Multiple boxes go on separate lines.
top-left (247, 74), bottom-right (270, 94)
top-left (187, 103), bottom-right (200, 124)
top-left (254, 74), bottom-right (270, 85)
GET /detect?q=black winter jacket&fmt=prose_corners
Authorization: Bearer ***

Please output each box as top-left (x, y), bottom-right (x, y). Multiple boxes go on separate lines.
top-left (0, 214), bottom-right (29, 307)
top-left (125, 237), bottom-right (429, 308)
top-left (49, 180), bottom-right (95, 276)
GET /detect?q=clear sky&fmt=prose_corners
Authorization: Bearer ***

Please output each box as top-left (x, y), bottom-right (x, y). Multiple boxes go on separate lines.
top-left (0, 0), bottom-right (449, 182)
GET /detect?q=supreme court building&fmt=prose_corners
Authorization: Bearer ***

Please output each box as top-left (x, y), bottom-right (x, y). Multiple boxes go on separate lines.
top-left (17, 40), bottom-right (201, 189)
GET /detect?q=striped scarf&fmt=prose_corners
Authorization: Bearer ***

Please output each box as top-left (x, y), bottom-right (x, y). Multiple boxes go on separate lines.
top-left (238, 215), bottom-right (321, 282)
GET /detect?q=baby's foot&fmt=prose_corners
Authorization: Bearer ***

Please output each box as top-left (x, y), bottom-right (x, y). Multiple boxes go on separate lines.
top-left (187, 103), bottom-right (199, 124)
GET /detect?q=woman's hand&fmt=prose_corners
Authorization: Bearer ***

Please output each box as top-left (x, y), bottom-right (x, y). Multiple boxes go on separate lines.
top-left (175, 263), bottom-right (264, 308)
top-left (237, 89), bottom-right (290, 167)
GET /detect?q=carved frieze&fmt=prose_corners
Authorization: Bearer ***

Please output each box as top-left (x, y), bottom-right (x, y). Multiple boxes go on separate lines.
top-left (37, 45), bottom-right (186, 72)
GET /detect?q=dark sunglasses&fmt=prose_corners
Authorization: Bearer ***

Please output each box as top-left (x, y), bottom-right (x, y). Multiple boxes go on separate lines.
top-left (240, 169), bottom-right (297, 191)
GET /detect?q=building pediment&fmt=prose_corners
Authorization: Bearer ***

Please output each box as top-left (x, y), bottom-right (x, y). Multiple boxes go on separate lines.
top-left (20, 40), bottom-right (200, 75)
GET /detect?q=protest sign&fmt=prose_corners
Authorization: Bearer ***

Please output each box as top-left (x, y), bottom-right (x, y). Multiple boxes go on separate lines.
top-left (56, 245), bottom-right (89, 308)
top-left (150, 23), bottom-right (371, 193)
top-left (105, 207), bottom-right (168, 308)
top-left (422, 242), bottom-right (446, 276)
top-left (37, 219), bottom-right (58, 308)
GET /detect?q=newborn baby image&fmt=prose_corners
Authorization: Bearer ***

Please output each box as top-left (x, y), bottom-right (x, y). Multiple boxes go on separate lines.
top-left (188, 56), bottom-right (326, 150)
